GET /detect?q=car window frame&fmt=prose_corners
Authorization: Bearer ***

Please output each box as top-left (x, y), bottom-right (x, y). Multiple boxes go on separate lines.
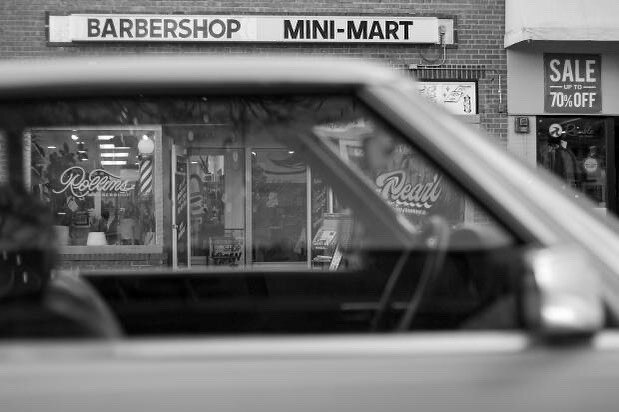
top-left (0, 83), bottom-right (538, 337)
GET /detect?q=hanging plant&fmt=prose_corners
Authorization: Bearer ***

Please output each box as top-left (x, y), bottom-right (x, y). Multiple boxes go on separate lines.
top-left (45, 142), bottom-right (78, 225)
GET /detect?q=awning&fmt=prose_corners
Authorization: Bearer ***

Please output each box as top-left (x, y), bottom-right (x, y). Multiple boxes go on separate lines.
top-left (505, 0), bottom-right (619, 47)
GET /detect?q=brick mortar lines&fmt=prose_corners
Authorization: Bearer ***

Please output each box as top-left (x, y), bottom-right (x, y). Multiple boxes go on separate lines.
top-left (0, 0), bottom-right (507, 142)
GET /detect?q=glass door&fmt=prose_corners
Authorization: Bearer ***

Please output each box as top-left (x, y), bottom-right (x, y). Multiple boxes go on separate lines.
top-left (251, 149), bottom-right (308, 265)
top-left (188, 148), bottom-right (245, 267)
top-left (537, 117), bottom-right (614, 212)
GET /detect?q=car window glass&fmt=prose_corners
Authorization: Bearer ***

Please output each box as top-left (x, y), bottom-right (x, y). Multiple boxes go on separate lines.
top-left (0, 94), bottom-right (523, 337)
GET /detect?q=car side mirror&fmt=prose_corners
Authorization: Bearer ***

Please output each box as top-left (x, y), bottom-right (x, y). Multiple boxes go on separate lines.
top-left (522, 245), bottom-right (604, 340)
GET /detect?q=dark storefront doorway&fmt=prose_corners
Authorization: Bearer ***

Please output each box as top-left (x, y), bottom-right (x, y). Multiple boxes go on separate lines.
top-left (175, 146), bottom-right (313, 269)
top-left (537, 116), bottom-right (616, 214)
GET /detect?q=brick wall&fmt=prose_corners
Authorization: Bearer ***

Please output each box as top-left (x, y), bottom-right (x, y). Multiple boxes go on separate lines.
top-left (0, 0), bottom-right (507, 141)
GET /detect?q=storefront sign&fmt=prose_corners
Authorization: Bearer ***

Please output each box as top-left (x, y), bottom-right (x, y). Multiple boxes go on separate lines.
top-left (53, 166), bottom-right (135, 198)
top-left (47, 14), bottom-right (441, 44)
top-left (210, 237), bottom-right (243, 265)
top-left (544, 54), bottom-right (602, 113)
top-left (417, 81), bottom-right (477, 115)
top-left (548, 123), bottom-right (563, 138)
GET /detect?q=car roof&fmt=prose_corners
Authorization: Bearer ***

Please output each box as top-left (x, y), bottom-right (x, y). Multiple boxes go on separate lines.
top-left (0, 55), bottom-right (402, 97)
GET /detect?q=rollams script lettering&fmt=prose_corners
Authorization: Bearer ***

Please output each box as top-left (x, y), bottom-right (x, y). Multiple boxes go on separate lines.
top-left (53, 166), bottom-right (135, 198)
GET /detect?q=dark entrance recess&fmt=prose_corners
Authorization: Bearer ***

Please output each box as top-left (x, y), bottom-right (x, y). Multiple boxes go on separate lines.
top-left (537, 116), bottom-right (616, 214)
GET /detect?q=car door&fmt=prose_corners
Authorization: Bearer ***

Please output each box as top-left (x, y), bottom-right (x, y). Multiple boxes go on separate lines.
top-left (1, 74), bottom-right (618, 411)
top-left (41, 91), bottom-right (524, 336)
top-left (2, 332), bottom-right (619, 412)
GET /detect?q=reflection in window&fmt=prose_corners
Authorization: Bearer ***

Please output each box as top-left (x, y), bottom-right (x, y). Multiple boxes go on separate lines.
top-left (537, 117), bottom-right (608, 209)
top-left (252, 150), bottom-right (307, 263)
top-left (189, 150), bottom-right (245, 266)
top-left (7, 95), bottom-right (514, 272)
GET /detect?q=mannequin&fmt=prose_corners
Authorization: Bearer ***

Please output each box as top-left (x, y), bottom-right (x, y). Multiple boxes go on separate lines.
top-left (546, 136), bottom-right (581, 187)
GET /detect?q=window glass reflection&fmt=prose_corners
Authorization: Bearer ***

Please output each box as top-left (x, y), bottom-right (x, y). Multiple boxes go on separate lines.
top-left (29, 129), bottom-right (157, 246)
top-left (537, 117), bottom-right (608, 209)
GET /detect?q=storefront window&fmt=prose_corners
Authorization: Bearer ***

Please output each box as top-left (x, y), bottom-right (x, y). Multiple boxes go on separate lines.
top-left (0, 95), bottom-right (512, 271)
top-left (537, 117), bottom-right (609, 209)
top-left (29, 128), bottom-right (158, 246)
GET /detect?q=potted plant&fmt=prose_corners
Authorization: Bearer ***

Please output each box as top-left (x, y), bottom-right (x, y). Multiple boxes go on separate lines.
top-left (43, 142), bottom-right (78, 244)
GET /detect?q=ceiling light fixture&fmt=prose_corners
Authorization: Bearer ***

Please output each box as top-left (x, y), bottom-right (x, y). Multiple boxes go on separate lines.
top-left (100, 152), bottom-right (129, 158)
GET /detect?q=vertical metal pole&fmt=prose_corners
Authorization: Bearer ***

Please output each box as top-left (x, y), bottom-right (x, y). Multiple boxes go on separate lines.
top-left (22, 131), bottom-right (31, 190)
top-left (245, 148), bottom-right (252, 267)
top-left (306, 165), bottom-right (312, 268)
top-left (186, 151), bottom-right (191, 269)
top-left (171, 145), bottom-right (178, 269)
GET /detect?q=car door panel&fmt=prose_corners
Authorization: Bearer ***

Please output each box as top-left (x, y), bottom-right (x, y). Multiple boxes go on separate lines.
top-left (1, 334), bottom-right (619, 412)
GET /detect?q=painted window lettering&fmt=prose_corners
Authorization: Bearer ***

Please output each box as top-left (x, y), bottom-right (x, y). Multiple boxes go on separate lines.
top-left (53, 166), bottom-right (135, 198)
top-left (375, 170), bottom-right (443, 213)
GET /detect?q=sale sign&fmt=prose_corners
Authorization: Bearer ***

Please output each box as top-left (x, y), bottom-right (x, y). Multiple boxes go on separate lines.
top-left (544, 54), bottom-right (601, 113)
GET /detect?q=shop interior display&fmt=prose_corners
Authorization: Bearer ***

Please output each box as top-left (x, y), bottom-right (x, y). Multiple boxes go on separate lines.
top-left (30, 130), bottom-right (157, 246)
top-left (537, 117), bottom-right (608, 209)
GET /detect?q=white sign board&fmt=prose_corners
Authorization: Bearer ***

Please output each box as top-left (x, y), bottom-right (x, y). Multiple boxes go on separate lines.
top-left (47, 14), bottom-right (441, 44)
top-left (417, 81), bottom-right (477, 115)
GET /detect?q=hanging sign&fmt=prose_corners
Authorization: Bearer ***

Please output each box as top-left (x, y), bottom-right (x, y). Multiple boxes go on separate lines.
top-left (544, 54), bottom-right (602, 113)
top-left (417, 81), bottom-right (477, 115)
top-left (47, 14), bottom-right (442, 44)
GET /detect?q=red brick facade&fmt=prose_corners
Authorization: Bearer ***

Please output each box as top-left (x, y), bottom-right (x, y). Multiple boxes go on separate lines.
top-left (0, 0), bottom-right (506, 140)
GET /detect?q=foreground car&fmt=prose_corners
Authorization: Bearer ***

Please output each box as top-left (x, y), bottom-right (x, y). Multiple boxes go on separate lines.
top-left (0, 56), bottom-right (618, 411)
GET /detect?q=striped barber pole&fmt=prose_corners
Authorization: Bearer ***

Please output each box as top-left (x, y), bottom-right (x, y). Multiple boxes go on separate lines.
top-left (138, 156), bottom-right (153, 196)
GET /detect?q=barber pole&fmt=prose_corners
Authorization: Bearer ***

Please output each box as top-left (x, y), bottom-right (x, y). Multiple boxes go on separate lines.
top-left (138, 155), bottom-right (153, 196)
